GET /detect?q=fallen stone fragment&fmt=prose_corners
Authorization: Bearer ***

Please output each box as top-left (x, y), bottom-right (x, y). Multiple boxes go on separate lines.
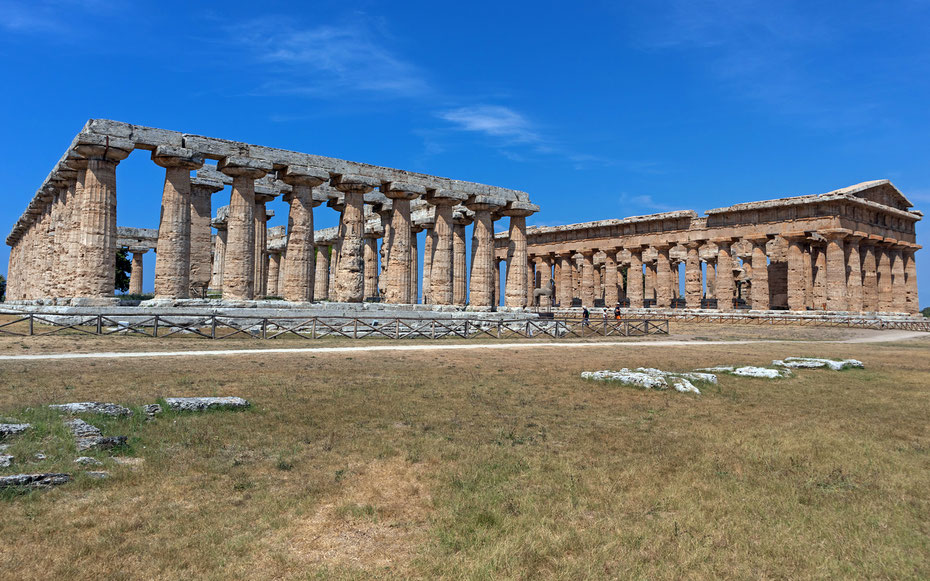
top-left (49, 402), bottom-right (133, 416)
top-left (772, 357), bottom-right (864, 371)
top-left (698, 366), bottom-right (791, 379)
top-left (84, 471), bottom-right (109, 480)
top-left (141, 404), bottom-right (163, 417)
top-left (0, 473), bottom-right (71, 489)
top-left (0, 455), bottom-right (13, 468)
top-left (65, 419), bottom-right (128, 451)
top-left (582, 368), bottom-right (708, 394)
top-left (74, 457), bottom-right (102, 466)
top-left (33, 453), bottom-right (46, 461)
top-left (164, 397), bottom-right (251, 412)
top-left (0, 423), bottom-right (31, 438)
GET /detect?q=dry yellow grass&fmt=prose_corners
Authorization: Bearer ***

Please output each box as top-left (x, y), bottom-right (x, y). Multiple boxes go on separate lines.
top-left (0, 328), bottom-right (928, 579)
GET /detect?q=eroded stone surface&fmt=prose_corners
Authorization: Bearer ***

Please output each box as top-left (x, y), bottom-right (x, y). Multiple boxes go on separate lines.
top-left (581, 368), bottom-right (712, 394)
top-left (164, 397), bottom-right (250, 411)
top-left (65, 418), bottom-right (128, 451)
top-left (49, 402), bottom-right (133, 416)
top-left (0, 424), bottom-right (31, 438)
top-left (0, 455), bottom-right (12, 468)
top-left (142, 404), bottom-right (163, 417)
top-left (699, 366), bottom-right (792, 379)
top-left (0, 473), bottom-right (71, 489)
top-left (74, 456), bottom-right (102, 466)
top-left (772, 357), bottom-right (864, 370)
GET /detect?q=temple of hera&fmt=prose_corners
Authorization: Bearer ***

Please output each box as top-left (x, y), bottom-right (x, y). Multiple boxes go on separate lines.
top-left (4, 119), bottom-right (922, 316)
top-left (497, 180), bottom-right (921, 314)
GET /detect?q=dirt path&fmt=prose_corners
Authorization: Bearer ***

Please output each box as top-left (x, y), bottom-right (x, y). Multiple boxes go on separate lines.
top-left (0, 331), bottom-right (925, 361)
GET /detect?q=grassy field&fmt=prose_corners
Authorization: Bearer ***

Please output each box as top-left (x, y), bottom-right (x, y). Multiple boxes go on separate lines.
top-left (0, 329), bottom-right (928, 579)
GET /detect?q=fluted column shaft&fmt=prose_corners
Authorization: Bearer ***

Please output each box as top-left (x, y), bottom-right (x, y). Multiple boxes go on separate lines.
top-left (468, 209), bottom-right (496, 308)
top-left (749, 239), bottom-right (769, 310)
top-left (627, 249), bottom-right (644, 308)
top-left (504, 214), bottom-right (529, 308)
top-left (364, 237), bottom-right (379, 299)
top-left (253, 199), bottom-right (271, 297)
top-left (580, 251), bottom-right (595, 307)
top-left (453, 222), bottom-right (468, 305)
top-left (604, 251), bottom-right (619, 306)
top-left (877, 246), bottom-right (893, 312)
top-left (655, 246), bottom-right (672, 308)
top-left (77, 157), bottom-right (123, 297)
top-left (786, 239), bottom-right (806, 311)
top-left (385, 197), bottom-right (413, 303)
top-left (211, 229), bottom-right (227, 292)
top-left (824, 234), bottom-right (847, 311)
top-left (314, 246), bottom-right (331, 300)
top-left (334, 184), bottom-right (372, 303)
top-left (538, 256), bottom-right (552, 307)
top-left (267, 253), bottom-right (281, 296)
top-left (410, 229), bottom-right (420, 303)
top-left (812, 246), bottom-right (826, 309)
top-left (189, 185), bottom-right (214, 297)
top-left (430, 203), bottom-right (455, 305)
top-left (685, 244), bottom-right (702, 307)
top-left (860, 243), bottom-right (878, 312)
top-left (129, 252), bottom-right (145, 295)
top-left (903, 249), bottom-right (918, 315)
top-left (891, 248), bottom-right (906, 312)
top-left (281, 184), bottom-right (316, 302)
top-left (845, 237), bottom-right (863, 312)
top-left (527, 258), bottom-right (536, 306)
top-left (422, 226), bottom-right (435, 304)
top-left (558, 254), bottom-right (573, 307)
top-left (222, 177), bottom-right (257, 299)
top-left (715, 240), bottom-right (735, 311)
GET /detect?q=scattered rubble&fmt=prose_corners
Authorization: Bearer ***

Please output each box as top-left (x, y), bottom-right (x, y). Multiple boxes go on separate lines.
top-left (141, 404), bottom-right (163, 417)
top-left (0, 455), bottom-right (12, 468)
top-left (582, 368), bottom-right (714, 394)
top-left (164, 397), bottom-right (251, 411)
top-left (772, 357), bottom-right (864, 370)
top-left (74, 457), bottom-right (102, 466)
top-left (49, 402), bottom-right (133, 416)
top-left (65, 419), bottom-right (127, 451)
top-left (0, 473), bottom-right (71, 489)
top-left (0, 423), bottom-right (31, 438)
top-left (697, 366), bottom-right (792, 379)
top-left (84, 471), bottom-right (109, 480)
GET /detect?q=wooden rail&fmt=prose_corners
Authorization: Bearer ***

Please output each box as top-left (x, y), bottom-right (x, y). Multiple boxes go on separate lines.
top-left (551, 311), bottom-right (930, 332)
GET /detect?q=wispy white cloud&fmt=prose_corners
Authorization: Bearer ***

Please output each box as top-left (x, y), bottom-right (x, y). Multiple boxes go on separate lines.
top-left (619, 192), bottom-right (678, 213)
top-left (437, 105), bottom-right (539, 143)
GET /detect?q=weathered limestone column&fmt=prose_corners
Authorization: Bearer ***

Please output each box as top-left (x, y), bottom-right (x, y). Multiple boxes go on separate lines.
top-left (503, 204), bottom-right (535, 308)
top-left (537, 255), bottom-right (553, 307)
top-left (421, 222), bottom-right (436, 304)
top-left (558, 253), bottom-right (574, 307)
top-left (427, 190), bottom-right (466, 305)
top-left (890, 245), bottom-right (907, 313)
top-left (604, 249), bottom-right (619, 306)
top-left (627, 247), bottom-right (644, 308)
top-left (452, 211), bottom-right (472, 306)
top-left (704, 256), bottom-right (716, 300)
top-left (572, 254), bottom-right (582, 300)
top-left (811, 245), bottom-right (827, 309)
top-left (684, 242), bottom-right (702, 308)
top-left (877, 244), bottom-right (893, 312)
top-left (654, 245), bottom-right (672, 308)
top-left (844, 234), bottom-right (864, 312)
top-left (495, 257), bottom-right (504, 306)
top-left (189, 177), bottom-right (223, 297)
top-left (267, 252), bottom-right (282, 296)
top-left (218, 157), bottom-right (271, 300)
top-left (592, 260), bottom-right (601, 303)
top-left (363, 236), bottom-right (379, 299)
top-left (383, 184), bottom-right (422, 304)
top-left (72, 137), bottom-right (132, 297)
top-left (553, 259), bottom-right (562, 304)
top-left (713, 238), bottom-right (736, 311)
top-left (784, 233), bottom-right (807, 311)
top-left (903, 246), bottom-right (919, 315)
top-left (527, 257), bottom-right (536, 306)
top-left (314, 245), bottom-right (331, 300)
top-left (210, 211), bottom-right (228, 293)
top-left (280, 166), bottom-right (329, 302)
top-left (466, 198), bottom-right (503, 309)
top-left (860, 238), bottom-right (879, 312)
top-left (333, 175), bottom-right (379, 303)
top-left (410, 226), bottom-right (421, 303)
top-left (746, 236), bottom-right (770, 310)
top-left (822, 229), bottom-right (849, 311)
top-left (253, 195), bottom-right (274, 297)
top-left (644, 259), bottom-right (656, 304)
top-left (580, 251), bottom-right (595, 307)
top-left (376, 200), bottom-right (393, 299)
top-left (129, 250), bottom-right (147, 295)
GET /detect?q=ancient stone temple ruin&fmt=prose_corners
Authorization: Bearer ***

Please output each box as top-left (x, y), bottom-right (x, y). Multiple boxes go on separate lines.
top-left (498, 180), bottom-right (921, 314)
top-left (4, 119), bottom-right (538, 308)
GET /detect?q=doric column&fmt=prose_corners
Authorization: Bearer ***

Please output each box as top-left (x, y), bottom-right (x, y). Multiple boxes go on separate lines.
top-left (890, 244), bottom-right (907, 313)
top-left (466, 198), bottom-right (503, 309)
top-left (333, 175), bottom-right (379, 302)
top-left (152, 147), bottom-right (205, 299)
top-left (253, 195), bottom-right (275, 298)
top-left (558, 252), bottom-right (574, 307)
top-left (903, 246), bottom-right (920, 315)
top-left (684, 242), bottom-right (702, 308)
top-left (58, 166), bottom-right (82, 297)
top-left (627, 247), bottom-right (644, 308)
top-left (129, 250), bottom-right (147, 294)
top-left (280, 166), bottom-right (329, 302)
top-left (704, 256), bottom-right (716, 300)
top-left (527, 257), bottom-right (536, 306)
top-left (189, 177), bottom-right (223, 298)
top-left (72, 137), bottom-right (132, 297)
top-left (712, 238), bottom-right (736, 311)
top-left (376, 200), bottom-right (393, 299)
top-left (218, 156), bottom-right (271, 300)
top-left (210, 212), bottom-right (227, 293)
top-left (363, 236), bottom-right (379, 300)
top-left (422, 224), bottom-right (436, 304)
top-left (746, 235), bottom-right (770, 310)
top-left (580, 250), bottom-right (595, 307)
top-left (314, 245), bottom-right (331, 300)
top-left (536, 255), bottom-right (553, 307)
top-left (821, 229), bottom-right (849, 311)
top-left (860, 238), bottom-right (879, 312)
top-left (604, 249), bottom-right (619, 306)
top-left (267, 252), bottom-right (282, 297)
top-left (844, 234), bottom-right (864, 312)
top-left (811, 245), bottom-right (827, 309)
top-left (592, 259), bottom-right (601, 303)
top-left (410, 225), bottom-right (421, 303)
top-left (503, 204), bottom-right (535, 308)
top-left (381, 184), bottom-right (421, 304)
top-left (876, 244), bottom-right (893, 312)
top-left (426, 190), bottom-right (465, 305)
top-left (495, 257), bottom-right (504, 306)
top-left (452, 211), bottom-right (472, 306)
top-left (784, 232), bottom-right (807, 311)
top-left (654, 244), bottom-right (672, 308)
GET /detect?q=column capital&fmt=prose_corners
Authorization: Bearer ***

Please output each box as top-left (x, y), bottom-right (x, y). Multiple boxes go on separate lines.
top-left (710, 236), bottom-right (737, 246)
top-left (743, 234), bottom-right (771, 245)
top-left (383, 181), bottom-right (426, 200)
top-left (191, 176), bottom-right (226, 195)
top-left (279, 165), bottom-right (330, 188)
top-left (501, 200), bottom-right (539, 217)
top-left (152, 145), bottom-right (205, 170)
top-left (465, 194), bottom-right (507, 212)
top-left (819, 228), bottom-right (852, 241)
top-left (333, 174), bottom-right (379, 194)
top-left (453, 209), bottom-right (474, 226)
top-left (425, 188), bottom-right (468, 206)
top-left (218, 156), bottom-right (272, 179)
top-left (684, 240), bottom-right (703, 249)
top-left (72, 134), bottom-right (133, 162)
top-left (780, 230), bottom-right (810, 242)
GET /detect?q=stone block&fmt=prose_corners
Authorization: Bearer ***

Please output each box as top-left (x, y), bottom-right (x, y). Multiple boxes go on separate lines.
top-left (131, 124), bottom-right (184, 149)
top-left (49, 402), bottom-right (133, 416)
top-left (184, 134), bottom-right (250, 159)
top-left (0, 473), bottom-right (71, 489)
top-left (86, 119), bottom-right (133, 138)
top-left (164, 397), bottom-right (250, 411)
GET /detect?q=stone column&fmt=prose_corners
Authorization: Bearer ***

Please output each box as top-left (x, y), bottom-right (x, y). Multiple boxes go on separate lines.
top-left (822, 230), bottom-right (849, 311)
top-left (844, 234), bottom-right (864, 313)
top-left (333, 175), bottom-right (379, 302)
top-left (381, 185), bottom-right (421, 304)
top-left (267, 252), bottom-right (282, 296)
top-left (537, 255), bottom-right (553, 307)
top-left (684, 242), bottom-right (702, 308)
top-left (58, 169), bottom-right (82, 297)
top-left (704, 256), bottom-right (716, 300)
top-left (189, 178), bottom-right (222, 297)
top-left (72, 137), bottom-right (132, 297)
top-left (410, 226), bottom-right (421, 303)
top-left (363, 236), bottom-right (379, 300)
top-left (211, 220), bottom-right (227, 293)
top-left (252, 196), bottom-right (275, 298)
top-left (503, 206), bottom-right (534, 308)
top-left (811, 245), bottom-right (827, 309)
top-left (890, 245), bottom-right (907, 313)
top-left (280, 166), bottom-right (328, 302)
top-left (466, 200), bottom-right (502, 309)
top-left (527, 257), bottom-right (536, 306)
top-left (713, 238), bottom-right (735, 311)
top-left (644, 259), bottom-right (656, 304)
top-left (604, 249), bottom-right (619, 306)
top-left (746, 236), bottom-right (770, 310)
top-left (877, 245), bottom-right (893, 312)
top-left (218, 157), bottom-right (271, 300)
top-left (784, 233), bottom-right (807, 312)
top-left (592, 260), bottom-right (601, 303)
top-left (627, 247), bottom-right (644, 308)
top-left (452, 211), bottom-right (471, 306)
top-left (422, 223), bottom-right (436, 304)
top-left (903, 247), bottom-right (919, 315)
top-left (427, 191), bottom-right (464, 305)
top-left (495, 257), bottom-right (504, 306)
top-left (129, 250), bottom-right (146, 295)
top-left (580, 251), bottom-right (595, 307)
top-left (314, 245), bottom-right (331, 300)
top-left (558, 253), bottom-right (574, 307)
top-left (654, 245), bottom-right (672, 308)
top-left (860, 239), bottom-right (879, 312)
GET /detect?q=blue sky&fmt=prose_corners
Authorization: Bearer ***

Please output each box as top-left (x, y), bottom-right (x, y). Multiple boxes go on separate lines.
top-left (1, 0), bottom-right (928, 306)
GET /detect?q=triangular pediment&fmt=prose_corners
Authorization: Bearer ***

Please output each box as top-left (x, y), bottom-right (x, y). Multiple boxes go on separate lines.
top-left (828, 180), bottom-right (913, 211)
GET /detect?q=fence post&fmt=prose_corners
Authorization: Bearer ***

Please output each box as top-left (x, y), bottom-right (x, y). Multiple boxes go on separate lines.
top-left (311, 318), bottom-right (317, 340)
top-left (96, 315), bottom-right (102, 335)
top-left (153, 316), bottom-right (159, 337)
top-left (261, 318), bottom-right (267, 339)
top-left (431, 320), bottom-right (435, 340)
top-left (395, 318), bottom-right (400, 339)
top-left (354, 318), bottom-right (358, 339)
top-left (464, 320), bottom-right (469, 339)
top-left (28, 313), bottom-right (33, 336)
top-left (211, 315), bottom-right (216, 339)
top-left (497, 321), bottom-right (502, 338)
